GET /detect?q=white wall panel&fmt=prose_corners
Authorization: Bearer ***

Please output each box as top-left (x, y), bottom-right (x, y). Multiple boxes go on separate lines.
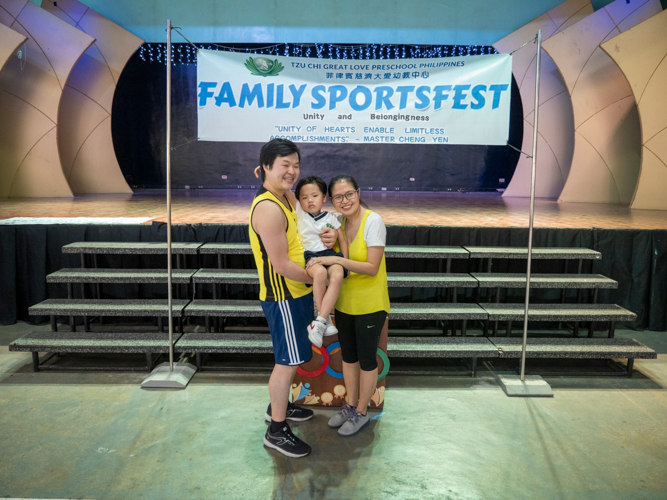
top-left (0, 0), bottom-right (94, 197)
top-left (602, 9), bottom-right (667, 210)
top-left (543, 0), bottom-right (662, 205)
top-left (494, 0), bottom-right (592, 199)
top-left (42, 0), bottom-right (143, 194)
top-left (0, 20), bottom-right (25, 69)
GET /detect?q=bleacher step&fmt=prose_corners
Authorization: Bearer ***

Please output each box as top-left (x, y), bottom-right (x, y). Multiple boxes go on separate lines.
top-left (175, 333), bottom-right (273, 353)
top-left (47, 268), bottom-right (195, 284)
top-left (472, 273), bottom-right (617, 289)
top-left (464, 247), bottom-right (601, 260)
top-left (174, 333), bottom-right (500, 358)
top-left (9, 331), bottom-right (182, 353)
top-left (62, 242), bottom-right (202, 254)
top-left (488, 337), bottom-right (656, 360)
top-left (183, 300), bottom-right (488, 320)
top-left (387, 337), bottom-right (499, 358)
top-left (384, 246), bottom-right (469, 259)
top-left (29, 299), bottom-right (190, 317)
top-left (192, 269), bottom-right (478, 287)
top-left (198, 243), bottom-right (471, 259)
top-left (175, 332), bottom-right (498, 358)
top-left (481, 303), bottom-right (636, 322)
top-left (174, 333), bottom-right (498, 376)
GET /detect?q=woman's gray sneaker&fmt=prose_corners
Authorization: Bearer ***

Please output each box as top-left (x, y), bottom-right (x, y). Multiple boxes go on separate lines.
top-left (327, 402), bottom-right (355, 428)
top-left (338, 411), bottom-right (371, 437)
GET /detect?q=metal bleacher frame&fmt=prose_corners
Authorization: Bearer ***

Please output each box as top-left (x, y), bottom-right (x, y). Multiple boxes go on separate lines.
top-left (9, 241), bottom-right (656, 376)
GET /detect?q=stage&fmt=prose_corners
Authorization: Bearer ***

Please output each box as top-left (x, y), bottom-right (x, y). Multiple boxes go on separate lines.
top-left (1, 190), bottom-right (667, 229)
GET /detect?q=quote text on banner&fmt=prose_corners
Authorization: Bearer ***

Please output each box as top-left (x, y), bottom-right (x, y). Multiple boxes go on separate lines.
top-left (197, 50), bottom-right (512, 146)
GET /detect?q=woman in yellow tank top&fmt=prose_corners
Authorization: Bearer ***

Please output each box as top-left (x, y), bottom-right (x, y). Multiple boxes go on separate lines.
top-left (305, 174), bottom-right (390, 437)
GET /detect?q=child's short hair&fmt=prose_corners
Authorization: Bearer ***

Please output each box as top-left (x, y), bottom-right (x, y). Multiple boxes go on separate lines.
top-left (295, 176), bottom-right (327, 198)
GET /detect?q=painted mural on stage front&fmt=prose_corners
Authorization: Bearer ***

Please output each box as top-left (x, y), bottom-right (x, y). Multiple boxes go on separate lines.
top-left (292, 325), bottom-right (388, 409)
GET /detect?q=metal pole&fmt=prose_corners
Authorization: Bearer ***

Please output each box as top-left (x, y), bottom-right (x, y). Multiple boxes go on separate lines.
top-left (520, 29), bottom-right (542, 381)
top-left (166, 19), bottom-right (174, 372)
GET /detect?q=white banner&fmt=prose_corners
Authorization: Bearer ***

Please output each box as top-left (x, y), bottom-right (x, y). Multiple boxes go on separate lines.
top-left (197, 50), bottom-right (512, 146)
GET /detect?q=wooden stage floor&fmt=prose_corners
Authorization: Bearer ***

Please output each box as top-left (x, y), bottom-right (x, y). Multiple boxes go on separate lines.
top-left (1, 190), bottom-right (665, 229)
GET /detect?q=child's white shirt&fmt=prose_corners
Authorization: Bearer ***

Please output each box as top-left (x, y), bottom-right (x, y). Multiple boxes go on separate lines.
top-left (296, 203), bottom-right (341, 253)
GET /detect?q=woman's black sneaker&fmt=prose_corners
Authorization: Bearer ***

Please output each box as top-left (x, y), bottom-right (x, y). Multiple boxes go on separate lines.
top-left (263, 423), bottom-right (312, 458)
top-left (265, 402), bottom-right (314, 423)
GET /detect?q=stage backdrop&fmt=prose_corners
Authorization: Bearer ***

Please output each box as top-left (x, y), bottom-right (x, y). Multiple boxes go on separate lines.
top-left (112, 43), bottom-right (523, 191)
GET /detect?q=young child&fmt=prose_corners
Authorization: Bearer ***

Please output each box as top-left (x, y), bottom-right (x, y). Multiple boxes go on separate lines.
top-left (294, 176), bottom-right (348, 347)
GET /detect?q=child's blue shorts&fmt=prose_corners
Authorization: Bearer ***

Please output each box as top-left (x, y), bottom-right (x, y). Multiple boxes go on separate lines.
top-left (304, 249), bottom-right (349, 278)
top-left (261, 292), bottom-right (314, 366)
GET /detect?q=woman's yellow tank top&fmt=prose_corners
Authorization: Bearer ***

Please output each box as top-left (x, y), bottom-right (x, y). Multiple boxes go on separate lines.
top-left (335, 209), bottom-right (390, 315)
top-left (249, 187), bottom-right (310, 302)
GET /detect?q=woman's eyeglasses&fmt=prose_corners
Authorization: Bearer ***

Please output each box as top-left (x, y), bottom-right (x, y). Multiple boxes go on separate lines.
top-left (331, 190), bottom-right (359, 203)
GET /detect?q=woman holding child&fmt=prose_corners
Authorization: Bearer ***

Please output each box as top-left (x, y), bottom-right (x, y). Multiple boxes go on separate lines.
top-left (306, 174), bottom-right (390, 437)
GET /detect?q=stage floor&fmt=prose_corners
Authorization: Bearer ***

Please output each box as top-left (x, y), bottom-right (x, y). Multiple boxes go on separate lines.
top-left (1, 190), bottom-right (666, 229)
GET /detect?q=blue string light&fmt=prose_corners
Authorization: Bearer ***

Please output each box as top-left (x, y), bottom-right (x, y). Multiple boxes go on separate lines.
top-left (138, 42), bottom-right (498, 64)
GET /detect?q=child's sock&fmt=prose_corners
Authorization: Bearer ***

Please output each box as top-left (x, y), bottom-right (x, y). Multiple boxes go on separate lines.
top-left (316, 316), bottom-right (327, 324)
top-left (270, 419), bottom-right (286, 433)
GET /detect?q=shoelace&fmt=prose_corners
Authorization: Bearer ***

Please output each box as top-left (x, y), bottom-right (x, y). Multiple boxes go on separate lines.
top-left (350, 412), bottom-right (364, 424)
top-left (341, 402), bottom-right (353, 415)
top-left (280, 426), bottom-right (298, 444)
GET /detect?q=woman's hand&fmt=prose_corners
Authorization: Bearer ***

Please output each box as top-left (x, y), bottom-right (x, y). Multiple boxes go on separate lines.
top-left (319, 227), bottom-right (337, 249)
top-left (306, 256), bottom-right (339, 268)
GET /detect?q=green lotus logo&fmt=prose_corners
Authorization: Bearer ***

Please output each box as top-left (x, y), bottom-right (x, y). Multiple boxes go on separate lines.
top-left (245, 57), bottom-right (284, 77)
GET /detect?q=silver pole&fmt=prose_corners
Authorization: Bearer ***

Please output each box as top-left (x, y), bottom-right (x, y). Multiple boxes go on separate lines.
top-left (166, 19), bottom-right (174, 372)
top-left (520, 29), bottom-right (542, 381)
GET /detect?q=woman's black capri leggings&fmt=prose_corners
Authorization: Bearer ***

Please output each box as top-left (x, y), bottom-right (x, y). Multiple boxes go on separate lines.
top-left (334, 309), bottom-right (387, 371)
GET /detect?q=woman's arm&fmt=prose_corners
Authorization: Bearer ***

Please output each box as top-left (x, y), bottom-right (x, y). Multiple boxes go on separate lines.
top-left (307, 246), bottom-right (384, 277)
top-left (336, 227), bottom-right (349, 259)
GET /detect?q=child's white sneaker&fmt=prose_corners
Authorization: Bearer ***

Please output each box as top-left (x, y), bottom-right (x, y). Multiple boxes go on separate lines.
top-left (324, 316), bottom-right (338, 336)
top-left (307, 319), bottom-right (326, 347)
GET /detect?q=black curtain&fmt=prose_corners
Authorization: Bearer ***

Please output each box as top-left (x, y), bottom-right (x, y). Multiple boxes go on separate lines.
top-left (1, 223), bottom-right (665, 331)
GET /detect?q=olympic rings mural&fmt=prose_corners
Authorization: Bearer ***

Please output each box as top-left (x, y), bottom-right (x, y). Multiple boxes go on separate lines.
top-left (297, 342), bottom-right (389, 382)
